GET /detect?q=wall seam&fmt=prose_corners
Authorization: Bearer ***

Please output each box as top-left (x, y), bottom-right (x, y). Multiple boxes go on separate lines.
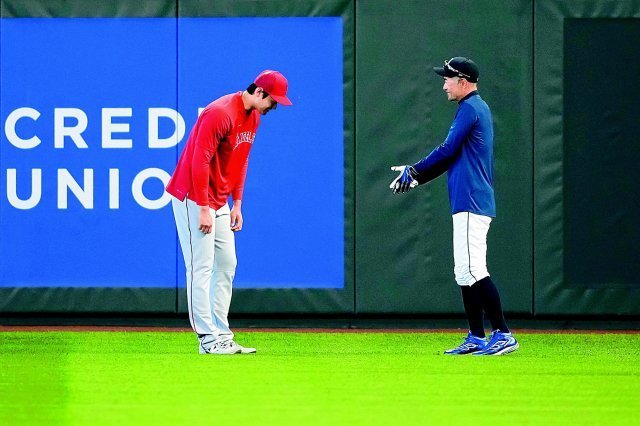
top-left (531, 0), bottom-right (536, 317)
top-left (352, 0), bottom-right (357, 318)
top-left (175, 0), bottom-right (180, 314)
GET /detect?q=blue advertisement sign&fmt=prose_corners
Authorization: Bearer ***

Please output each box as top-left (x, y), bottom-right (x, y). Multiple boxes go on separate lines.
top-left (0, 17), bottom-right (344, 289)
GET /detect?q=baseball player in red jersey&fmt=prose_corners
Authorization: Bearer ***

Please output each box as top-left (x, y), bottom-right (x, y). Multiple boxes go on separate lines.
top-left (166, 70), bottom-right (292, 355)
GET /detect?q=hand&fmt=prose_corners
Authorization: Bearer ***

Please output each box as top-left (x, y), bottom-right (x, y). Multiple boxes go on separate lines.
top-left (389, 165), bottom-right (419, 194)
top-left (230, 203), bottom-right (243, 232)
top-left (199, 206), bottom-right (212, 234)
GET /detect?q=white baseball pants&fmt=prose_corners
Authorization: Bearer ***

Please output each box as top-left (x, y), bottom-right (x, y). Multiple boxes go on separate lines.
top-left (452, 212), bottom-right (492, 286)
top-left (172, 197), bottom-right (236, 342)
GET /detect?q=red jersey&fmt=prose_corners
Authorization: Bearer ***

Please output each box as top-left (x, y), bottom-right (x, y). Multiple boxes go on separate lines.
top-left (166, 92), bottom-right (260, 209)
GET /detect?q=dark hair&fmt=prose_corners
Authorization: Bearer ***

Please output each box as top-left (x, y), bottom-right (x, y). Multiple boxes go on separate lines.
top-left (246, 83), bottom-right (269, 98)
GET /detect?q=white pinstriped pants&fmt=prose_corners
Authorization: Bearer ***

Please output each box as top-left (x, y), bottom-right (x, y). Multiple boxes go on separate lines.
top-left (452, 212), bottom-right (492, 286)
top-left (172, 197), bottom-right (236, 342)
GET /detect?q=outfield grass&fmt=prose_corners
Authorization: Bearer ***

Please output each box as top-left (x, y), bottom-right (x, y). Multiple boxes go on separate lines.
top-left (1, 331), bottom-right (639, 425)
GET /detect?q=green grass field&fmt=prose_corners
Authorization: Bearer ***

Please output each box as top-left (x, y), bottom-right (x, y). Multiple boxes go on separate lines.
top-left (1, 331), bottom-right (639, 425)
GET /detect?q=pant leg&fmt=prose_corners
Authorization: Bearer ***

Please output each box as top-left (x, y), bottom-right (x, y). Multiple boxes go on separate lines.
top-left (210, 203), bottom-right (237, 342)
top-left (452, 212), bottom-right (492, 286)
top-left (172, 197), bottom-right (219, 336)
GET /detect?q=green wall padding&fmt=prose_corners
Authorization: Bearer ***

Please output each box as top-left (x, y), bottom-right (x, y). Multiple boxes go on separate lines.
top-left (0, 0), bottom-right (176, 18)
top-left (4, 0), bottom-right (640, 317)
top-left (563, 18), bottom-right (640, 287)
top-left (355, 0), bottom-right (533, 314)
top-left (0, 288), bottom-right (176, 313)
top-left (534, 0), bottom-right (640, 315)
top-left (179, 0), bottom-right (351, 17)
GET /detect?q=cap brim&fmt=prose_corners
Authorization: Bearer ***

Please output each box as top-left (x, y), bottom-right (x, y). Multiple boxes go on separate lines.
top-left (271, 94), bottom-right (292, 106)
top-left (433, 66), bottom-right (447, 77)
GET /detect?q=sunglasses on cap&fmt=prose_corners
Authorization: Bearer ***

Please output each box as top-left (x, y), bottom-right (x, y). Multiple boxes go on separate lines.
top-left (444, 59), bottom-right (472, 79)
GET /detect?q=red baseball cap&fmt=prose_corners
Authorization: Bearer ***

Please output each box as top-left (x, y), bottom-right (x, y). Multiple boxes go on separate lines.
top-left (254, 70), bottom-right (292, 106)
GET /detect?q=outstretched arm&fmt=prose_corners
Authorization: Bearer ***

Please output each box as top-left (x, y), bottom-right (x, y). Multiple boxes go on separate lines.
top-left (411, 103), bottom-right (476, 184)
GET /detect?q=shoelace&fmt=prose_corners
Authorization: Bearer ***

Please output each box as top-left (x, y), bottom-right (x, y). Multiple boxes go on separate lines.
top-left (487, 331), bottom-right (501, 342)
top-left (485, 332), bottom-right (509, 350)
top-left (217, 340), bottom-right (239, 350)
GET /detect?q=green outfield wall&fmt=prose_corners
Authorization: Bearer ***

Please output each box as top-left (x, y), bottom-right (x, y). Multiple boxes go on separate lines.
top-left (1, 0), bottom-right (639, 317)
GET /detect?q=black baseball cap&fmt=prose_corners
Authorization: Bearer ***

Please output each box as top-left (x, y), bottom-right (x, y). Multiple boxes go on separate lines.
top-left (433, 57), bottom-right (479, 83)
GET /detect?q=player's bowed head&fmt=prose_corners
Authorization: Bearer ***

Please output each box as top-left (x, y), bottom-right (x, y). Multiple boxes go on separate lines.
top-left (242, 70), bottom-right (293, 116)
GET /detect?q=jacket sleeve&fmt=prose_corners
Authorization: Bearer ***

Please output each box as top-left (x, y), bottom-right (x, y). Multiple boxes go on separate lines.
top-left (232, 115), bottom-right (259, 202)
top-left (412, 103), bottom-right (476, 184)
top-left (232, 157), bottom-right (250, 201)
top-left (190, 108), bottom-right (232, 206)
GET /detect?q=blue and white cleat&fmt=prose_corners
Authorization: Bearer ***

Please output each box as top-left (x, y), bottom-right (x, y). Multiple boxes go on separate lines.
top-left (444, 332), bottom-right (488, 355)
top-left (473, 330), bottom-right (519, 356)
